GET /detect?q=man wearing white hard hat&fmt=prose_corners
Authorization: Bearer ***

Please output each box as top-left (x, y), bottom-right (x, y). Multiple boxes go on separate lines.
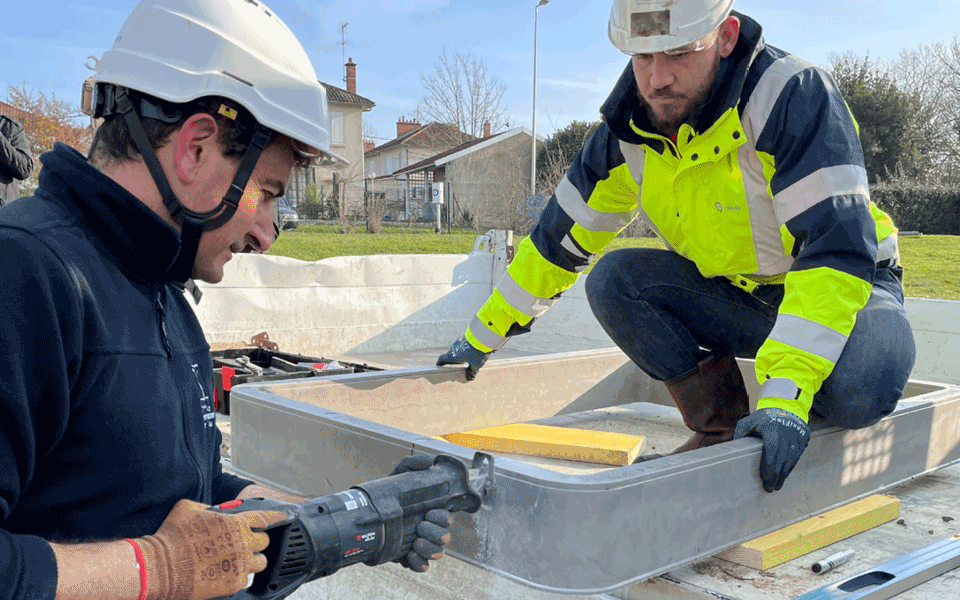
top-left (439, 0), bottom-right (915, 493)
top-left (0, 1), bottom-right (451, 599)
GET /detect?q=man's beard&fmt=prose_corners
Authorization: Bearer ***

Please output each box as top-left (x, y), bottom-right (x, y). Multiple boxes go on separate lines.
top-left (639, 49), bottom-right (722, 136)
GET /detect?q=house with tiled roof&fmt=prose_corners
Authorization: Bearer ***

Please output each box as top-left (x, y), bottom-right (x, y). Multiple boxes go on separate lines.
top-left (0, 100), bottom-right (30, 121)
top-left (389, 125), bottom-right (537, 227)
top-left (362, 119), bottom-right (474, 219)
top-left (286, 58), bottom-right (375, 217)
top-left (365, 119), bottom-right (473, 177)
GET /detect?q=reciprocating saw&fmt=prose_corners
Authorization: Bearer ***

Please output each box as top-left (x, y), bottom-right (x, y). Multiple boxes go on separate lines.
top-left (210, 454), bottom-right (485, 600)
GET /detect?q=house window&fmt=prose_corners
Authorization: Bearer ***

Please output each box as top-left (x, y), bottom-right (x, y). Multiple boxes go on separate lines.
top-left (330, 111), bottom-right (344, 146)
top-left (410, 171), bottom-right (427, 199)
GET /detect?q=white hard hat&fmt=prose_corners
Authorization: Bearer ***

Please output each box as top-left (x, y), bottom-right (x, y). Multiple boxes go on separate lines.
top-left (92, 0), bottom-right (340, 163)
top-left (608, 0), bottom-right (735, 55)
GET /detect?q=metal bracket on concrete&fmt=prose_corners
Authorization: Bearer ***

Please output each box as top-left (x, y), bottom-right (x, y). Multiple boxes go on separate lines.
top-left (793, 535), bottom-right (960, 599)
top-left (228, 356), bottom-right (960, 596)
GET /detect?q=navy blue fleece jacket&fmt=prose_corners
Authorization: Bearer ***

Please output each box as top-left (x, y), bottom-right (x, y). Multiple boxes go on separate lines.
top-left (0, 143), bottom-right (253, 600)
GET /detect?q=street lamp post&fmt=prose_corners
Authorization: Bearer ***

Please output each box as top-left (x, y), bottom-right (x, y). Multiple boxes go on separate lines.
top-left (531, 0), bottom-right (549, 197)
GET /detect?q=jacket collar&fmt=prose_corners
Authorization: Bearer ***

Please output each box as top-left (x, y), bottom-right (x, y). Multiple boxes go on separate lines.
top-left (37, 143), bottom-right (184, 285)
top-left (600, 11), bottom-right (766, 143)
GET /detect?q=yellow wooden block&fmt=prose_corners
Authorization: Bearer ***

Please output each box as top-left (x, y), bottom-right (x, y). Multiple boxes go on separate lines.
top-left (717, 494), bottom-right (901, 570)
top-left (441, 423), bottom-right (645, 466)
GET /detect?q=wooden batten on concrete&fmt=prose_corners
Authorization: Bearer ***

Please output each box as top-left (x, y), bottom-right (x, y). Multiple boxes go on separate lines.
top-left (717, 494), bottom-right (901, 570)
top-left (441, 423), bottom-right (645, 466)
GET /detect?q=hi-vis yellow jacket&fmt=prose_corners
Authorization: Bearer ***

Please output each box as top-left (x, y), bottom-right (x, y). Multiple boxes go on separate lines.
top-left (463, 13), bottom-right (899, 422)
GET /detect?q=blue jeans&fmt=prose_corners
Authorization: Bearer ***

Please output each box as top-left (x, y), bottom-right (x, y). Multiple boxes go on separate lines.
top-left (585, 248), bottom-right (916, 429)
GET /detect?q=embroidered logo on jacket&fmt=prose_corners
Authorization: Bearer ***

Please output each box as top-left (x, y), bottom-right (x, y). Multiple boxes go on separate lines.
top-left (191, 362), bottom-right (216, 429)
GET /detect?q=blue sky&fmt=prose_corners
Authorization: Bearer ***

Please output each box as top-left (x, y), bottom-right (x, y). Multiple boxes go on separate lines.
top-left (2, 0), bottom-right (959, 145)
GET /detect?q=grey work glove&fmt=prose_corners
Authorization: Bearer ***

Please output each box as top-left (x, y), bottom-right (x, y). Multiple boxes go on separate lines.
top-left (437, 336), bottom-right (491, 381)
top-left (389, 456), bottom-right (454, 573)
top-left (734, 408), bottom-right (811, 493)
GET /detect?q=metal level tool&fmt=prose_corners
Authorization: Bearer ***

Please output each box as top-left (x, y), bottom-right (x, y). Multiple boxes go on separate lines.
top-left (794, 535), bottom-right (960, 599)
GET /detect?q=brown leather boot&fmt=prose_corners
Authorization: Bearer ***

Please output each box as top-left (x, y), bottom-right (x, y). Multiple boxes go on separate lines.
top-left (665, 354), bottom-right (750, 454)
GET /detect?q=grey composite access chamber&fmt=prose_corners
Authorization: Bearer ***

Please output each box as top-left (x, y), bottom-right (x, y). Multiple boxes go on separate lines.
top-left (227, 349), bottom-right (960, 595)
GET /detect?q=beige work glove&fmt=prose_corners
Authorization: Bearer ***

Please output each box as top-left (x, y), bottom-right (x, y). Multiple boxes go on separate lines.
top-left (133, 499), bottom-right (287, 600)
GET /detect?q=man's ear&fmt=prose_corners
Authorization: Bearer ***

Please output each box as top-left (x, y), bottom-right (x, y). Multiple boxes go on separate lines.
top-left (718, 15), bottom-right (740, 59)
top-left (173, 113), bottom-right (220, 185)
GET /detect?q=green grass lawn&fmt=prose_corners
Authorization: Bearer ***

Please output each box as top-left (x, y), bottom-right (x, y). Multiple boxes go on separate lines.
top-left (267, 224), bottom-right (481, 259)
top-left (268, 225), bottom-right (960, 300)
top-left (898, 235), bottom-right (960, 300)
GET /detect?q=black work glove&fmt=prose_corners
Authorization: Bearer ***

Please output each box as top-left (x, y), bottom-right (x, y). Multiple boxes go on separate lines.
top-left (437, 336), bottom-right (491, 381)
top-left (734, 408), bottom-right (811, 493)
top-left (389, 456), bottom-right (454, 573)
top-left (390, 455), bottom-right (436, 474)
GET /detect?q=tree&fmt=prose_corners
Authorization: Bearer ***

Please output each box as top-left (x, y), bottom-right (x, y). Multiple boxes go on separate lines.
top-left (536, 119), bottom-right (600, 190)
top-left (828, 53), bottom-right (929, 183)
top-left (890, 38), bottom-right (960, 182)
top-left (297, 182), bottom-right (323, 219)
top-left (416, 49), bottom-right (507, 143)
top-left (6, 85), bottom-right (92, 159)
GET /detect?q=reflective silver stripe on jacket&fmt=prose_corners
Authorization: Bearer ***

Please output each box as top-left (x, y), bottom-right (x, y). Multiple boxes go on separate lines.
top-left (619, 139), bottom-right (646, 182)
top-left (742, 54), bottom-right (813, 141)
top-left (469, 315), bottom-right (508, 350)
top-left (620, 142), bottom-right (676, 252)
top-left (737, 116), bottom-right (795, 275)
top-left (560, 235), bottom-right (593, 272)
top-left (767, 313), bottom-right (848, 364)
top-left (739, 53), bottom-right (874, 275)
top-left (555, 175), bottom-right (636, 233)
top-left (498, 272), bottom-right (558, 318)
top-left (774, 164), bottom-right (870, 223)
top-left (741, 52), bottom-right (871, 222)
top-left (759, 377), bottom-right (801, 400)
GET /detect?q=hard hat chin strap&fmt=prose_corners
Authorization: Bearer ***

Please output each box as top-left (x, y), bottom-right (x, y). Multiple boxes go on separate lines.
top-left (112, 87), bottom-right (275, 282)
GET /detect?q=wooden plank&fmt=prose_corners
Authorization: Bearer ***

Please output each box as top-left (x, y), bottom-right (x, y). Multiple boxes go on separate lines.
top-left (441, 423), bottom-right (645, 466)
top-left (717, 494), bottom-right (901, 570)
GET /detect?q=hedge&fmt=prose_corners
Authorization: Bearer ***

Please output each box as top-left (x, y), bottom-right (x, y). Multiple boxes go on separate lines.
top-left (870, 182), bottom-right (960, 235)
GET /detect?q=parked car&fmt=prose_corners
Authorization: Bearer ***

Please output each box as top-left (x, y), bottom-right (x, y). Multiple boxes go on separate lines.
top-left (277, 197), bottom-right (299, 230)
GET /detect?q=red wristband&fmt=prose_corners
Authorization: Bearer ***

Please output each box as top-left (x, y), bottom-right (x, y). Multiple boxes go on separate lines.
top-left (125, 539), bottom-right (148, 600)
